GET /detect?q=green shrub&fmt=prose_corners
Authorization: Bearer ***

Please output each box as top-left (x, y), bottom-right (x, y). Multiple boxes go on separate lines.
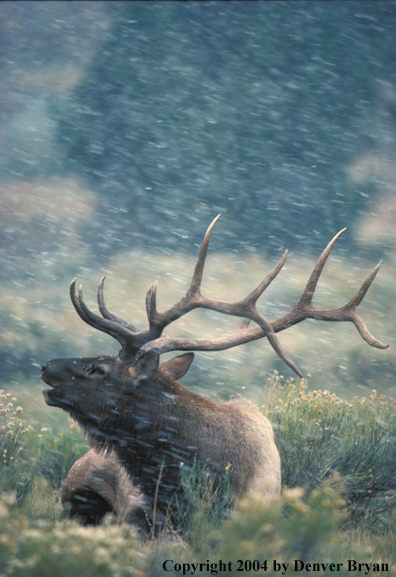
top-left (0, 495), bottom-right (145, 577)
top-left (178, 459), bottom-right (233, 525)
top-left (32, 421), bottom-right (89, 493)
top-left (262, 373), bottom-right (396, 530)
top-left (173, 459), bottom-right (234, 555)
top-left (0, 390), bottom-right (35, 504)
top-left (0, 391), bottom-right (89, 520)
top-left (213, 477), bottom-right (395, 577)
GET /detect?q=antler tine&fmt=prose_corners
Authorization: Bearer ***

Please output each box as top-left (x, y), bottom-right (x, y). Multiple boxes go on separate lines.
top-left (239, 318), bottom-right (251, 330)
top-left (70, 278), bottom-right (136, 347)
top-left (188, 214), bottom-right (221, 295)
top-left (97, 277), bottom-right (139, 333)
top-left (344, 261), bottom-right (382, 309)
top-left (299, 228), bottom-right (346, 307)
top-left (70, 279), bottom-right (108, 330)
top-left (70, 278), bottom-right (95, 328)
top-left (347, 310), bottom-right (389, 349)
top-left (97, 276), bottom-right (118, 321)
top-left (264, 325), bottom-right (303, 377)
top-left (340, 261), bottom-right (389, 349)
top-left (143, 214), bottom-right (222, 336)
top-left (146, 282), bottom-right (159, 334)
top-left (243, 250), bottom-right (288, 306)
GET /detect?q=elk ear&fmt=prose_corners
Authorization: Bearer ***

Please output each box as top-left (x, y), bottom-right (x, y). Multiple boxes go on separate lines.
top-left (128, 352), bottom-right (159, 386)
top-left (161, 353), bottom-right (194, 380)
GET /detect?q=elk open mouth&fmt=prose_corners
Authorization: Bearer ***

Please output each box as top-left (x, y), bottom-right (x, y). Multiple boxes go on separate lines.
top-left (41, 370), bottom-right (63, 407)
top-left (41, 384), bottom-right (73, 409)
top-left (42, 388), bottom-right (59, 407)
top-left (41, 379), bottom-right (59, 407)
top-left (42, 388), bottom-right (53, 404)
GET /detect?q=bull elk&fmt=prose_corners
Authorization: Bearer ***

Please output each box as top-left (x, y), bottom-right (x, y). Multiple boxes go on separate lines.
top-left (41, 215), bottom-right (388, 530)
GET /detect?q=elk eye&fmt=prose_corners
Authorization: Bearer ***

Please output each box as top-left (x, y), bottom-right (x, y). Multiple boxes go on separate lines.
top-left (86, 365), bottom-right (106, 377)
top-left (95, 366), bottom-right (106, 375)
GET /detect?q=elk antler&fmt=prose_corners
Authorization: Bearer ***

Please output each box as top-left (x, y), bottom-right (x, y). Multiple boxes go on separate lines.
top-left (70, 216), bottom-right (389, 375)
top-left (70, 278), bottom-right (152, 357)
top-left (138, 221), bottom-right (389, 375)
top-left (142, 215), bottom-right (302, 375)
top-left (70, 215), bottom-right (298, 372)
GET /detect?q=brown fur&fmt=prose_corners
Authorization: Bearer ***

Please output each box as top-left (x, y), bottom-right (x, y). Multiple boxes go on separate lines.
top-left (61, 448), bottom-right (154, 530)
top-left (42, 353), bottom-right (280, 530)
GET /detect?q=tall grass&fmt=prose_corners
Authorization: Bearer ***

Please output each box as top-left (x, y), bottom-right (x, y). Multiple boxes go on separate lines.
top-left (1, 376), bottom-right (396, 576)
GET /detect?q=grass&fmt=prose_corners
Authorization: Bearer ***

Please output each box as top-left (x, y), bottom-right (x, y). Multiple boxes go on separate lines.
top-left (1, 375), bottom-right (396, 576)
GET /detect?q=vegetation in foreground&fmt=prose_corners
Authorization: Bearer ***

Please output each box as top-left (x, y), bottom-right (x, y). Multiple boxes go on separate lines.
top-left (0, 376), bottom-right (396, 576)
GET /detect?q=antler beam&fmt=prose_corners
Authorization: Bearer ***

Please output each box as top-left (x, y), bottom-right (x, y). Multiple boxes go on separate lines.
top-left (138, 226), bottom-right (389, 372)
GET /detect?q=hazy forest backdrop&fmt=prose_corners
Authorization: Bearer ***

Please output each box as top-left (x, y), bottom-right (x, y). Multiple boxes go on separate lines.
top-left (1, 2), bottom-right (395, 429)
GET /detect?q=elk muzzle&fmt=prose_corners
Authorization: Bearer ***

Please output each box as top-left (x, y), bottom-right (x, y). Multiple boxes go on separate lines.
top-left (41, 357), bottom-right (96, 408)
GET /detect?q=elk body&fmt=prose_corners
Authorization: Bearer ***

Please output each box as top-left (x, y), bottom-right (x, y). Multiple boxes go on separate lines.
top-left (41, 216), bottom-right (388, 530)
